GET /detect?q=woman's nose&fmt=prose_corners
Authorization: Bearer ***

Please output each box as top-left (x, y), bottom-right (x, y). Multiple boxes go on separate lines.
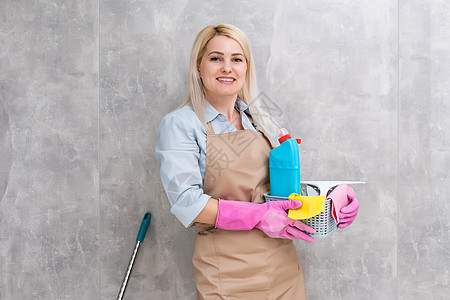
top-left (222, 60), bottom-right (232, 73)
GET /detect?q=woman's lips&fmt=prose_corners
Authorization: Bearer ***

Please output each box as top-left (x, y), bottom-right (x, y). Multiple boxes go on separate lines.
top-left (216, 77), bottom-right (236, 84)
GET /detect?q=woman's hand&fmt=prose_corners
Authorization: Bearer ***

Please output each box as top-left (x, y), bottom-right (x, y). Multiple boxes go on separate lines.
top-left (337, 186), bottom-right (359, 228)
top-left (255, 200), bottom-right (316, 242)
top-left (215, 199), bottom-right (315, 242)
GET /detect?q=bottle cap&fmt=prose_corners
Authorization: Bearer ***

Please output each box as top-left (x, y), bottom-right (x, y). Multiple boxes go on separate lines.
top-left (278, 128), bottom-right (292, 143)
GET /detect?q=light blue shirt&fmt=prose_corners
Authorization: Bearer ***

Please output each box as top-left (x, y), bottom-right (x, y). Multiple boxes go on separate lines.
top-left (155, 99), bottom-right (271, 228)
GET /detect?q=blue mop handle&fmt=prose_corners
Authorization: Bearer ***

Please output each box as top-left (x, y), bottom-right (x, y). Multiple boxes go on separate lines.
top-left (117, 212), bottom-right (152, 300)
top-left (136, 212), bottom-right (151, 242)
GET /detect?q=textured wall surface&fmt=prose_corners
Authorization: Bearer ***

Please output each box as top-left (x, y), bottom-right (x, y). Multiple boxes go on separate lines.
top-left (0, 1), bottom-right (99, 299)
top-left (398, 0), bottom-right (450, 298)
top-left (1, 0), bottom-right (449, 299)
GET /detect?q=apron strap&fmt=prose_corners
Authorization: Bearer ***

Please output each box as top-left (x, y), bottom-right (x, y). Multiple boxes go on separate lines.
top-left (244, 111), bottom-right (257, 129)
top-left (205, 121), bottom-right (215, 135)
top-left (245, 111), bottom-right (276, 149)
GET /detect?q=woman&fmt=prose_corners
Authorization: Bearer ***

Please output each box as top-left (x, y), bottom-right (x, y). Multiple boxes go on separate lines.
top-left (155, 24), bottom-right (359, 299)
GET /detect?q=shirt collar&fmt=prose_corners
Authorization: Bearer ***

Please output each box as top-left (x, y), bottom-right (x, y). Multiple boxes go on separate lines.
top-left (234, 98), bottom-right (251, 116)
top-left (203, 101), bottom-right (220, 123)
top-left (203, 98), bottom-right (252, 123)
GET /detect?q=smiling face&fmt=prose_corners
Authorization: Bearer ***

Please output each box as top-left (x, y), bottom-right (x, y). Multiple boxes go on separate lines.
top-left (198, 35), bottom-right (248, 102)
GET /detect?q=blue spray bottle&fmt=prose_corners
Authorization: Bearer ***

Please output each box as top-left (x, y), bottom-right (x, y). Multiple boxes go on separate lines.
top-left (269, 128), bottom-right (301, 198)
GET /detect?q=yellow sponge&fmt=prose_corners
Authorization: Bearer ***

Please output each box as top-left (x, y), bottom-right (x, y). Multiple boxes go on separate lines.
top-left (287, 193), bottom-right (326, 220)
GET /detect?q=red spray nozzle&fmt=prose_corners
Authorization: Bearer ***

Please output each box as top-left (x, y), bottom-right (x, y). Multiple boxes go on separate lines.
top-left (277, 128), bottom-right (291, 143)
top-left (277, 128), bottom-right (301, 144)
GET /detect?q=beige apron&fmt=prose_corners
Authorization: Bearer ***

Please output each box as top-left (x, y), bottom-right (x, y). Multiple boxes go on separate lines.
top-left (193, 117), bottom-right (307, 300)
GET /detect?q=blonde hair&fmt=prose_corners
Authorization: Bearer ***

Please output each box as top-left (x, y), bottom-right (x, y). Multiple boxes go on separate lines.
top-left (179, 24), bottom-right (279, 140)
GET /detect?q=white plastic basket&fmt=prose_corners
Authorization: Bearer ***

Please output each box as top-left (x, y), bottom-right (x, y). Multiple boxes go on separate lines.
top-left (263, 183), bottom-right (338, 238)
top-left (301, 197), bottom-right (337, 238)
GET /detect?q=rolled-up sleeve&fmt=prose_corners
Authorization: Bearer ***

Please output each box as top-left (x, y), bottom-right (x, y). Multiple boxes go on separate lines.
top-left (155, 113), bottom-right (211, 227)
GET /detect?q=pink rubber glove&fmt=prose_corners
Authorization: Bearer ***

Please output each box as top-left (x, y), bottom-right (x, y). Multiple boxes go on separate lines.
top-left (338, 186), bottom-right (359, 228)
top-left (328, 185), bottom-right (360, 229)
top-left (215, 199), bottom-right (315, 242)
top-left (328, 184), bottom-right (359, 228)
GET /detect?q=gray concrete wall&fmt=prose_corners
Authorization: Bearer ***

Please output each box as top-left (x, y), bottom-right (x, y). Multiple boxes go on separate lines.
top-left (0, 0), bottom-right (448, 299)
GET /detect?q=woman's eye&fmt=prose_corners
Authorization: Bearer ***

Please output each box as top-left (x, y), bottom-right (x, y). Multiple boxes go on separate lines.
top-left (210, 57), bottom-right (221, 62)
top-left (233, 58), bottom-right (243, 62)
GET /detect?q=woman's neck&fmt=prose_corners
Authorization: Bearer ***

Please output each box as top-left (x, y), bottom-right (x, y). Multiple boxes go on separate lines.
top-left (206, 94), bottom-right (238, 123)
